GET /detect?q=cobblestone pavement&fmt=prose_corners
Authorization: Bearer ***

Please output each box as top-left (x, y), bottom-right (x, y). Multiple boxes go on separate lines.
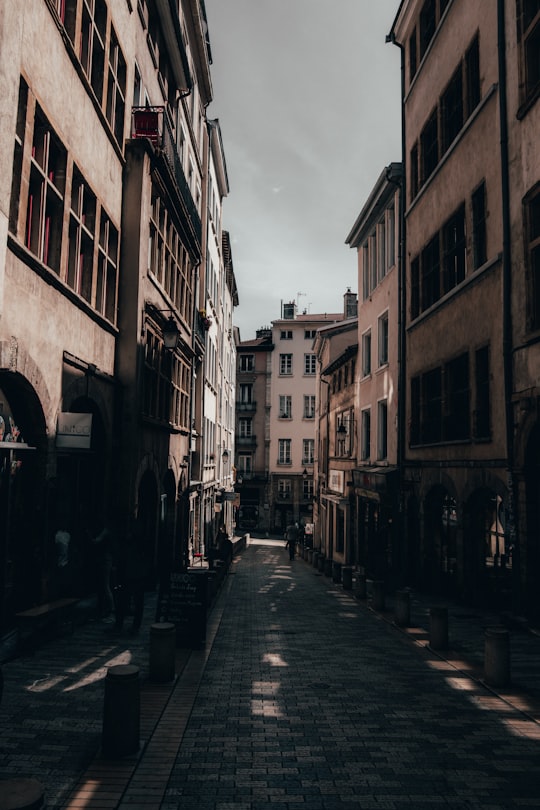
top-left (1, 536), bottom-right (540, 809)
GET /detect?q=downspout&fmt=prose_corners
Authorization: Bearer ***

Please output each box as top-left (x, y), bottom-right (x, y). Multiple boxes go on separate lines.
top-left (497, 0), bottom-right (519, 604)
top-left (387, 30), bottom-right (407, 577)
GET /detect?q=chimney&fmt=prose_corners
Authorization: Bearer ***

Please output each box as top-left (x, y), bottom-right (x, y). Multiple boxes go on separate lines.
top-left (344, 288), bottom-right (358, 318)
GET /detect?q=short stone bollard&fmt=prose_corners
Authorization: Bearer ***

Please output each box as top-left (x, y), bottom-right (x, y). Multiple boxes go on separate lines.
top-left (149, 622), bottom-right (176, 683)
top-left (484, 626), bottom-right (511, 687)
top-left (372, 580), bottom-right (385, 611)
top-left (429, 606), bottom-right (449, 650)
top-left (394, 590), bottom-right (410, 627)
top-left (0, 778), bottom-right (45, 810)
top-left (307, 549), bottom-right (313, 564)
top-left (332, 561), bottom-right (342, 583)
top-left (342, 566), bottom-right (353, 590)
top-left (318, 554), bottom-right (325, 573)
top-left (354, 573), bottom-right (367, 599)
top-left (102, 664), bottom-right (140, 759)
top-left (324, 558), bottom-right (333, 578)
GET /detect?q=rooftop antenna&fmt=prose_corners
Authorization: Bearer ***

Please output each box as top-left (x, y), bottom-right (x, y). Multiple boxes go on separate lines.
top-left (296, 291), bottom-right (306, 307)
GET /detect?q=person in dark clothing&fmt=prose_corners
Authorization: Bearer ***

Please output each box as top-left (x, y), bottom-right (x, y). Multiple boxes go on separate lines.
top-left (217, 525), bottom-right (233, 568)
top-left (114, 523), bottom-right (146, 633)
top-left (285, 523), bottom-right (299, 560)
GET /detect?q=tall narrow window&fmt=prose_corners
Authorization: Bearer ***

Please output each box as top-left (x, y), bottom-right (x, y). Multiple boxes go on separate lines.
top-left (421, 109), bottom-right (438, 184)
top-left (444, 353), bottom-right (470, 440)
top-left (303, 395), bottom-right (315, 419)
top-left (422, 367), bottom-right (442, 443)
top-left (96, 213), bottom-right (118, 323)
top-left (465, 34), bottom-right (481, 116)
top-left (26, 108), bottom-right (66, 273)
top-left (421, 235), bottom-right (440, 310)
top-left (106, 26), bottom-right (126, 145)
top-left (441, 65), bottom-right (463, 153)
top-left (474, 345), bottom-right (491, 439)
top-left (361, 409), bottom-right (371, 461)
top-left (472, 181), bottom-right (487, 269)
top-left (80, 0), bottom-right (107, 102)
top-left (9, 78), bottom-right (28, 235)
top-left (517, 0), bottom-right (540, 106)
top-left (378, 313), bottom-right (389, 367)
top-left (525, 184), bottom-right (540, 330)
top-left (278, 439), bottom-right (291, 465)
top-left (279, 395), bottom-right (292, 419)
top-left (304, 354), bottom-right (316, 375)
top-left (442, 205), bottom-right (466, 292)
top-left (377, 400), bottom-right (388, 460)
top-left (362, 331), bottom-right (372, 377)
top-left (303, 439), bottom-right (314, 465)
top-left (279, 354), bottom-right (292, 375)
top-left (68, 168), bottom-right (96, 302)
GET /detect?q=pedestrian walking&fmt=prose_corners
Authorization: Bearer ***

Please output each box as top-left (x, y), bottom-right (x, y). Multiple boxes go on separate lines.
top-left (285, 522), bottom-right (298, 560)
top-left (91, 519), bottom-right (116, 623)
top-left (217, 525), bottom-right (233, 568)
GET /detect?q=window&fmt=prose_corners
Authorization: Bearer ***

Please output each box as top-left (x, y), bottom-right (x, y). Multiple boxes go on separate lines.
top-left (106, 26), bottom-right (126, 145)
top-left (278, 439), bottom-right (291, 465)
top-left (361, 409), bottom-right (371, 461)
top-left (465, 35), bottom-right (481, 116)
top-left (278, 479), bottom-right (291, 499)
top-left (96, 211), bottom-right (118, 322)
top-left (517, 0), bottom-right (540, 108)
top-left (421, 109), bottom-right (438, 184)
top-left (68, 168), bottom-right (96, 302)
top-left (336, 411), bottom-right (352, 457)
top-left (9, 78), bottom-right (27, 235)
top-left (304, 354), bottom-right (316, 375)
top-left (81, 0), bottom-right (107, 102)
top-left (279, 354), bottom-right (292, 375)
top-left (525, 184), bottom-right (540, 330)
top-left (26, 107), bottom-right (66, 273)
top-left (280, 330), bottom-right (292, 340)
top-left (423, 367), bottom-right (443, 444)
top-left (302, 439), bottom-right (314, 465)
top-left (411, 257), bottom-right (420, 320)
top-left (378, 218), bottom-right (387, 282)
top-left (279, 395), bottom-right (292, 419)
top-left (387, 205), bottom-right (396, 269)
top-left (362, 242), bottom-right (370, 300)
top-left (238, 454), bottom-right (252, 477)
top-left (239, 418), bottom-right (252, 438)
top-left (239, 383), bottom-right (253, 404)
top-left (412, 353), bottom-right (470, 445)
top-left (441, 65), bottom-right (463, 153)
top-left (419, 0), bottom-right (436, 60)
top-left (149, 192), bottom-right (193, 325)
top-left (409, 30), bottom-right (418, 81)
top-left (304, 329), bottom-right (317, 339)
top-left (303, 478), bottom-right (314, 500)
top-left (474, 345), bottom-right (491, 439)
top-left (442, 205), bottom-right (466, 293)
top-left (378, 313), bottom-right (389, 367)
top-left (377, 400), bottom-right (388, 460)
top-left (444, 353), bottom-right (470, 440)
top-left (239, 355), bottom-right (254, 372)
top-left (303, 395), bottom-right (315, 419)
top-left (422, 235), bottom-right (440, 310)
top-left (170, 355), bottom-right (190, 431)
top-left (472, 181), bottom-right (488, 269)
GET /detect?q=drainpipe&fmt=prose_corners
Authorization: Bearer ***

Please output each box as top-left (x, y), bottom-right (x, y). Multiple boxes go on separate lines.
top-left (497, 0), bottom-right (519, 606)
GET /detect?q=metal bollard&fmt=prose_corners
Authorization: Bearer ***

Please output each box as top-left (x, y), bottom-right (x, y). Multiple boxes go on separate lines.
top-left (429, 606), bottom-right (449, 650)
top-left (149, 622), bottom-right (176, 683)
top-left (394, 590), bottom-right (411, 627)
top-left (354, 573), bottom-right (367, 599)
top-left (342, 566), bottom-right (353, 590)
top-left (484, 626), bottom-right (511, 687)
top-left (102, 664), bottom-right (140, 759)
top-left (372, 580), bottom-right (385, 611)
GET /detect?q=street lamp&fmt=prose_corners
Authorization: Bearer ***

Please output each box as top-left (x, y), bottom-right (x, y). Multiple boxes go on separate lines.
top-left (302, 468), bottom-right (308, 480)
top-left (162, 316), bottom-right (180, 350)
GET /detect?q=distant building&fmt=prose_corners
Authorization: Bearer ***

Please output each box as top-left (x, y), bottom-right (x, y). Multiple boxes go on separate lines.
top-left (345, 165), bottom-right (402, 584)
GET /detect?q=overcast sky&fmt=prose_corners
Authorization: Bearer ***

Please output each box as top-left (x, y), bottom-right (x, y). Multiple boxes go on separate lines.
top-left (205, 1), bottom-right (402, 341)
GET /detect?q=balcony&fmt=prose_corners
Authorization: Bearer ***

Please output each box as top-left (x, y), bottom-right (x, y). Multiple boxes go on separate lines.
top-left (237, 401), bottom-right (256, 412)
top-left (131, 107), bottom-right (202, 251)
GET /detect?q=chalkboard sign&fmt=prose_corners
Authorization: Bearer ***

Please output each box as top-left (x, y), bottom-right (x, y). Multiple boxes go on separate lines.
top-left (158, 570), bottom-right (208, 649)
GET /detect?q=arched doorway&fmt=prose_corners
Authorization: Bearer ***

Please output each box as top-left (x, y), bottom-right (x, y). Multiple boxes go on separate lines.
top-left (464, 487), bottom-right (511, 607)
top-left (0, 372), bottom-right (47, 628)
top-left (424, 486), bottom-right (458, 595)
top-left (525, 425), bottom-right (540, 620)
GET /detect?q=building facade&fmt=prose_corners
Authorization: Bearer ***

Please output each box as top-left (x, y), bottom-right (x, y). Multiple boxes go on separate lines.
top-left (389, 0), bottom-right (540, 615)
top-left (345, 165), bottom-right (402, 586)
top-left (0, 0), bottom-right (235, 634)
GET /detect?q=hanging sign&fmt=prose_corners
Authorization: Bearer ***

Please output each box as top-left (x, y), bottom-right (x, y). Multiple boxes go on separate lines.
top-left (56, 413), bottom-right (93, 449)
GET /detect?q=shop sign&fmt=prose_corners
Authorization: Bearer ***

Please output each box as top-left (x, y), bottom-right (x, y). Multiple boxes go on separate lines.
top-left (56, 412), bottom-right (93, 449)
top-left (328, 469), bottom-right (345, 494)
